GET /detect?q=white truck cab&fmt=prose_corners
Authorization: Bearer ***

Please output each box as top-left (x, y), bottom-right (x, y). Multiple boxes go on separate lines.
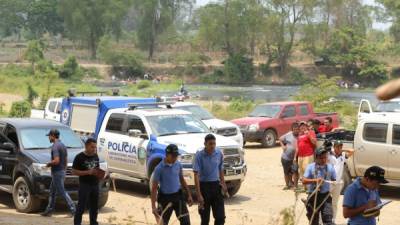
top-left (30, 98), bottom-right (63, 122)
top-left (347, 112), bottom-right (400, 185)
top-left (97, 104), bottom-right (246, 196)
top-left (170, 102), bottom-right (243, 146)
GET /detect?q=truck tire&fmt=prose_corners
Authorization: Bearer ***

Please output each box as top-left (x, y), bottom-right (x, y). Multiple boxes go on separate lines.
top-left (227, 183), bottom-right (241, 197)
top-left (13, 176), bottom-right (42, 213)
top-left (261, 129), bottom-right (277, 148)
top-left (98, 192), bottom-right (109, 209)
top-left (148, 171), bottom-right (155, 194)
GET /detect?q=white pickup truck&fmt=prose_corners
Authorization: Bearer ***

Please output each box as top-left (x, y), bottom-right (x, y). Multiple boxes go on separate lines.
top-left (169, 102), bottom-right (243, 146)
top-left (96, 103), bottom-right (247, 196)
top-left (317, 101), bottom-right (400, 190)
top-left (30, 98), bottom-right (62, 122)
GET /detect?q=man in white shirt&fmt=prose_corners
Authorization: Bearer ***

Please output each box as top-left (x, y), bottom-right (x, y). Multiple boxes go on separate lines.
top-left (329, 140), bottom-right (354, 222)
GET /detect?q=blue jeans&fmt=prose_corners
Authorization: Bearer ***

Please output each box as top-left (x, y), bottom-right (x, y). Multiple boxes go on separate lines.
top-left (45, 170), bottom-right (76, 213)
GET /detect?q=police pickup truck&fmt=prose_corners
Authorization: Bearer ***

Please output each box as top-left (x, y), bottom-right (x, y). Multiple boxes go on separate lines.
top-left (0, 118), bottom-right (110, 213)
top-left (97, 102), bottom-right (247, 196)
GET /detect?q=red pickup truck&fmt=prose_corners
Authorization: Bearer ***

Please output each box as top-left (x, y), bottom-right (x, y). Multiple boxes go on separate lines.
top-left (231, 101), bottom-right (339, 147)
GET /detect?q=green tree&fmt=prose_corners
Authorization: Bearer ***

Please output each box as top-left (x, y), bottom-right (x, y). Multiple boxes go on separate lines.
top-left (0, 0), bottom-right (26, 37)
top-left (24, 40), bottom-right (45, 74)
top-left (134, 0), bottom-right (195, 60)
top-left (25, 0), bottom-right (64, 39)
top-left (27, 84), bottom-right (38, 105)
top-left (58, 0), bottom-right (131, 59)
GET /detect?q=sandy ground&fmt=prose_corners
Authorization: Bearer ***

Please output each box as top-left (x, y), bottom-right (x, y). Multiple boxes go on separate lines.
top-left (0, 93), bottom-right (23, 111)
top-left (0, 144), bottom-right (398, 225)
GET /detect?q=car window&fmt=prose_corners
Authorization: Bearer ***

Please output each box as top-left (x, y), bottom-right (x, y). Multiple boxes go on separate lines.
top-left (55, 103), bottom-right (61, 114)
top-left (48, 101), bottom-right (57, 113)
top-left (299, 104), bottom-right (309, 116)
top-left (126, 116), bottom-right (146, 134)
top-left (392, 125), bottom-right (400, 145)
top-left (106, 114), bottom-right (125, 133)
top-left (363, 123), bottom-right (388, 143)
top-left (0, 134), bottom-right (8, 144)
top-left (282, 105), bottom-right (296, 118)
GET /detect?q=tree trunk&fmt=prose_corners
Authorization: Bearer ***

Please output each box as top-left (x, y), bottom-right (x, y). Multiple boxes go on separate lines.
top-left (89, 30), bottom-right (97, 59)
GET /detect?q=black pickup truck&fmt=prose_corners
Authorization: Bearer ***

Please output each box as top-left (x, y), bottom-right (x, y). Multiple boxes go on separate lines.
top-left (0, 118), bottom-right (110, 213)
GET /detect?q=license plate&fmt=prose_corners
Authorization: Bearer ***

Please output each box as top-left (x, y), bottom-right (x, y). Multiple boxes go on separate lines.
top-left (225, 169), bottom-right (235, 176)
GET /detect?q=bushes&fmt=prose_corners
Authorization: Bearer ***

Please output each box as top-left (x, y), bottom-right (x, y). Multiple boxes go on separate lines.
top-left (137, 80), bottom-right (151, 89)
top-left (358, 61), bottom-right (388, 86)
top-left (59, 56), bottom-right (82, 79)
top-left (9, 101), bottom-right (31, 118)
top-left (223, 54), bottom-right (255, 84)
top-left (287, 68), bottom-right (309, 85)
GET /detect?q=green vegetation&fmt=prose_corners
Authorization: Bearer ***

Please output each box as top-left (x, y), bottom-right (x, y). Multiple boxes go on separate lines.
top-left (295, 75), bottom-right (357, 129)
top-left (9, 101), bottom-right (31, 118)
top-left (201, 98), bottom-right (255, 121)
top-left (126, 80), bottom-right (182, 97)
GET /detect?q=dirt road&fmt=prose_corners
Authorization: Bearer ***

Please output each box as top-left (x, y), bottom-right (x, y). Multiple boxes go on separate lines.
top-left (0, 144), bottom-right (398, 225)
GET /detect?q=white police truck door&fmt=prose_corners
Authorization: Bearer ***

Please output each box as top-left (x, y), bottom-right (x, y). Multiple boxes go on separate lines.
top-left (98, 113), bottom-right (127, 171)
top-left (122, 115), bottom-right (148, 179)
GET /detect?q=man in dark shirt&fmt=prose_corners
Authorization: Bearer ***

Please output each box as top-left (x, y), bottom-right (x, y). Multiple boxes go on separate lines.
top-left (73, 138), bottom-right (101, 225)
top-left (41, 129), bottom-right (76, 217)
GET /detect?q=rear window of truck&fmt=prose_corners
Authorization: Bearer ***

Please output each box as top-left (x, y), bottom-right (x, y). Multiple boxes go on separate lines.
top-left (299, 104), bottom-right (309, 115)
top-left (363, 123), bottom-right (388, 143)
top-left (106, 114), bottom-right (125, 133)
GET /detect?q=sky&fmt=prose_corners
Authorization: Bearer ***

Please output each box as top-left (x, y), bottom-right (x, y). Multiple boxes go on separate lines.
top-left (196, 0), bottom-right (391, 30)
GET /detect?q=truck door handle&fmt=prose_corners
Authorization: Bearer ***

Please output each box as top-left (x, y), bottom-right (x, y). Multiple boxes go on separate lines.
top-left (358, 146), bottom-right (365, 152)
top-left (390, 149), bottom-right (398, 155)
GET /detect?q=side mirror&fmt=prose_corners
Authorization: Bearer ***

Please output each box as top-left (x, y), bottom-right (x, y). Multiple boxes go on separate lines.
top-left (128, 129), bottom-right (148, 140)
top-left (1, 142), bottom-right (15, 152)
top-left (280, 114), bottom-right (287, 119)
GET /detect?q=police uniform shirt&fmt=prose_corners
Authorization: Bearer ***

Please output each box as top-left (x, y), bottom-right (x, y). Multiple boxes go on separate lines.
top-left (153, 160), bottom-right (183, 194)
top-left (193, 149), bottom-right (224, 182)
top-left (343, 177), bottom-right (382, 225)
top-left (304, 162), bottom-right (336, 194)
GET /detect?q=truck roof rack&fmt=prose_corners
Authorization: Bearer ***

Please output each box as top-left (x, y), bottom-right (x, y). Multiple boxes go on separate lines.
top-left (77, 91), bottom-right (108, 96)
top-left (127, 101), bottom-right (175, 110)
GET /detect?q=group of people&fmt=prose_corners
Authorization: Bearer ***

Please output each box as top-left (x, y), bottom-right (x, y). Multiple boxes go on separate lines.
top-left (151, 134), bottom-right (226, 225)
top-left (279, 119), bottom-right (387, 225)
top-left (40, 129), bottom-right (103, 225)
top-left (41, 130), bottom-right (225, 225)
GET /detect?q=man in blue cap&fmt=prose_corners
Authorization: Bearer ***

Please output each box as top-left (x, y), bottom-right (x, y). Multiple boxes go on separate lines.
top-left (41, 129), bottom-right (76, 217)
top-left (343, 166), bottom-right (387, 225)
top-left (303, 146), bottom-right (336, 225)
top-left (151, 144), bottom-right (193, 225)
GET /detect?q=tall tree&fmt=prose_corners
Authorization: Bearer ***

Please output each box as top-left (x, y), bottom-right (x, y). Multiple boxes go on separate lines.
top-left (58, 0), bottom-right (131, 59)
top-left (25, 0), bottom-right (64, 39)
top-left (265, 0), bottom-right (317, 75)
top-left (377, 0), bottom-right (400, 42)
top-left (0, 0), bottom-right (26, 37)
top-left (134, 0), bottom-right (195, 60)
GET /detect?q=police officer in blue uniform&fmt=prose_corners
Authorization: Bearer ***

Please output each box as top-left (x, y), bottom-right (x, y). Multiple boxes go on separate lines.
top-left (303, 147), bottom-right (337, 225)
top-left (343, 166), bottom-right (387, 225)
top-left (151, 144), bottom-right (193, 225)
top-left (194, 134), bottom-right (227, 225)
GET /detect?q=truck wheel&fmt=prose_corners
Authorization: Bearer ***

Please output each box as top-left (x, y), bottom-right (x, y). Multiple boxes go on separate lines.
top-left (227, 183), bottom-right (241, 197)
top-left (13, 176), bottom-right (42, 213)
top-left (98, 192), bottom-right (109, 209)
top-left (261, 129), bottom-right (277, 148)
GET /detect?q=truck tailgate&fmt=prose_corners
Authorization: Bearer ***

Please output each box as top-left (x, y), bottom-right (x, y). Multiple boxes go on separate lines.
top-left (70, 104), bottom-right (98, 133)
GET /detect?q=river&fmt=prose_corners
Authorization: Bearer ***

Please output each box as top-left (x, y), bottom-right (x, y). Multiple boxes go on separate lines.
top-left (159, 84), bottom-right (378, 105)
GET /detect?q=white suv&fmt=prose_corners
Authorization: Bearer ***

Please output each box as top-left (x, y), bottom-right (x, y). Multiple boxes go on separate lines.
top-left (97, 105), bottom-right (246, 196)
top-left (170, 102), bottom-right (243, 146)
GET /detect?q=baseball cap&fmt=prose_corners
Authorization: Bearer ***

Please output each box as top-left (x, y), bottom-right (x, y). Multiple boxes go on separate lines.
top-left (364, 166), bottom-right (388, 184)
top-left (333, 140), bottom-right (343, 146)
top-left (46, 129), bottom-right (60, 137)
top-left (165, 144), bottom-right (180, 156)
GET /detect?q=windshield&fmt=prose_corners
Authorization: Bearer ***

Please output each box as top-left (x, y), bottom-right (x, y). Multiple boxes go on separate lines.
top-left (146, 114), bottom-right (210, 136)
top-left (376, 102), bottom-right (400, 112)
top-left (20, 128), bottom-right (83, 149)
top-left (174, 105), bottom-right (214, 120)
top-left (249, 105), bottom-right (282, 118)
